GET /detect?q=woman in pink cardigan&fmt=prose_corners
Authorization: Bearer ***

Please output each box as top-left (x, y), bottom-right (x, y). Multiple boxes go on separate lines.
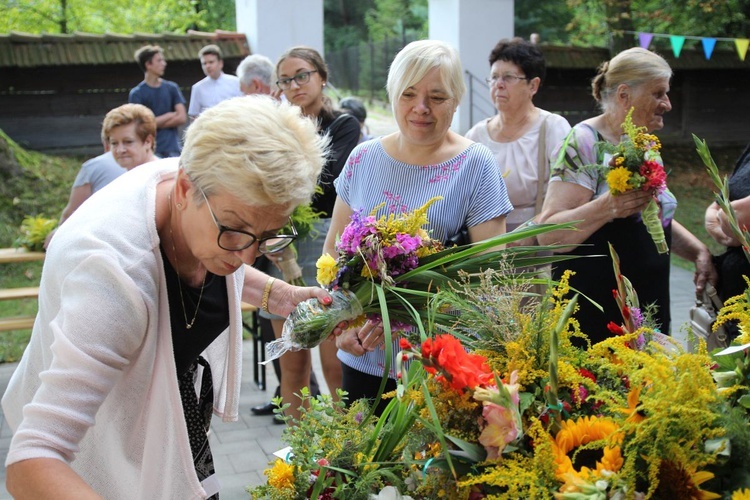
top-left (2, 96), bottom-right (340, 499)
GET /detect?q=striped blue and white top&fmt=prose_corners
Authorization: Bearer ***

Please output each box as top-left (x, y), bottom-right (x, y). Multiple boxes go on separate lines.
top-left (334, 139), bottom-right (513, 379)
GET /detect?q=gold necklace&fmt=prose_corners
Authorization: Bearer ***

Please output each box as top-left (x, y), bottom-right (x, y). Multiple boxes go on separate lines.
top-left (168, 193), bottom-right (207, 330)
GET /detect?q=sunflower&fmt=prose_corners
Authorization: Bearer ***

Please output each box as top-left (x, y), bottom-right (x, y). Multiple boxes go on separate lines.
top-left (732, 488), bottom-right (750, 500)
top-left (655, 460), bottom-right (720, 499)
top-left (551, 416), bottom-right (624, 483)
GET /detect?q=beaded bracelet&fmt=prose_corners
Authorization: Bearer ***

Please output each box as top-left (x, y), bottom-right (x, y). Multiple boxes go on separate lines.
top-left (261, 277), bottom-right (276, 314)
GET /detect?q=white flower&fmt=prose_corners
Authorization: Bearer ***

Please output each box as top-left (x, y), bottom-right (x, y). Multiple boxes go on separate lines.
top-left (370, 485), bottom-right (414, 500)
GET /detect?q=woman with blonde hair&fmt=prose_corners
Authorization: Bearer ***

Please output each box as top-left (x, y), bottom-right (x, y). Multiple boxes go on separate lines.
top-left (102, 103), bottom-right (157, 170)
top-left (327, 39), bottom-right (512, 413)
top-left (3, 96), bottom-right (340, 499)
top-left (45, 103), bottom-right (158, 249)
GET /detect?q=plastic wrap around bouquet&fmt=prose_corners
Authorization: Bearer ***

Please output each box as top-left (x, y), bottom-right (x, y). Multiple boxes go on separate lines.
top-left (264, 197), bottom-right (446, 362)
top-left (263, 197), bottom-right (569, 363)
top-left (595, 107), bottom-right (669, 254)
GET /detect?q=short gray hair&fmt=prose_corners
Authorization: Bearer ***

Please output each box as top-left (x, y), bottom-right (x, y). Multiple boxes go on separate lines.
top-left (386, 40), bottom-right (465, 116)
top-left (236, 54), bottom-right (274, 87)
top-left (181, 96), bottom-right (327, 210)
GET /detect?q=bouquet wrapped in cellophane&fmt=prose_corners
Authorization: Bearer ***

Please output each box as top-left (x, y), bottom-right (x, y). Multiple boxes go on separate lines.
top-left (595, 107), bottom-right (669, 254)
top-left (264, 196), bottom-right (577, 362)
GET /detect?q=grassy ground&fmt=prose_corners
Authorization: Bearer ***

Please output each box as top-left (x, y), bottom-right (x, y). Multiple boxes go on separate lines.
top-left (0, 131), bottom-right (742, 363)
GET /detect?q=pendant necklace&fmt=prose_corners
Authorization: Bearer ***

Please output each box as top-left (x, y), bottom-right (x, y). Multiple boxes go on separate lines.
top-left (168, 192), bottom-right (207, 330)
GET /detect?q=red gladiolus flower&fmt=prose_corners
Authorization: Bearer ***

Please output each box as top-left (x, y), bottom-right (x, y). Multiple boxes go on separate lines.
top-left (622, 305), bottom-right (631, 321)
top-left (607, 321), bottom-right (625, 336)
top-left (399, 338), bottom-right (413, 350)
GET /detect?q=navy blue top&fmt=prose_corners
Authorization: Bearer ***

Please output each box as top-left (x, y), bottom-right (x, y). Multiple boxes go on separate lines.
top-left (129, 80), bottom-right (186, 157)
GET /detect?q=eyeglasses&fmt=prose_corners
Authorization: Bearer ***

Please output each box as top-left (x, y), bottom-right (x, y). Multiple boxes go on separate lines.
top-left (198, 187), bottom-right (297, 253)
top-left (276, 70), bottom-right (318, 90)
top-left (485, 74), bottom-right (530, 86)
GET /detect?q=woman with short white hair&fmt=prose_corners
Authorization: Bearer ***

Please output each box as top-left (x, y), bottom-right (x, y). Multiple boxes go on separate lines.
top-left (325, 40), bottom-right (513, 414)
top-left (3, 96), bottom-right (338, 499)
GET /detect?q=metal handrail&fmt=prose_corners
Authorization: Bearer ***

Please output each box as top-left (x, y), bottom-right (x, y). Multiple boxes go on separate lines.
top-left (464, 70), bottom-right (495, 126)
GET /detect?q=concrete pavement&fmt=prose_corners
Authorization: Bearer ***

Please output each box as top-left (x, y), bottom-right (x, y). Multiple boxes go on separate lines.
top-left (0, 264), bottom-right (696, 499)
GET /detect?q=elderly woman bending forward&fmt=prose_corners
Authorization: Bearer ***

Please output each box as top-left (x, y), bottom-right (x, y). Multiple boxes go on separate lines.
top-left (2, 96), bottom-right (337, 499)
top-left (538, 48), bottom-right (716, 345)
top-left (325, 40), bottom-right (513, 413)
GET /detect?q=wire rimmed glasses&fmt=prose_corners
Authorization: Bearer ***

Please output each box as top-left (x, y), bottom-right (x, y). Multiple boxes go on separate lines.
top-left (485, 74), bottom-right (530, 86)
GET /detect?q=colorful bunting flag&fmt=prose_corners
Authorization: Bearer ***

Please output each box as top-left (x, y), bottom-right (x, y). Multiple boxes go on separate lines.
top-left (639, 32), bottom-right (654, 50)
top-left (736, 39), bottom-right (749, 62)
top-left (669, 35), bottom-right (686, 58)
top-left (632, 31), bottom-right (749, 62)
top-left (701, 38), bottom-right (717, 60)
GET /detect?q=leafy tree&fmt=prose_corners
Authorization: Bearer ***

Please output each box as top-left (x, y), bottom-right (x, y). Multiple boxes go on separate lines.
top-left (515, 0), bottom-right (574, 44)
top-left (364, 0), bottom-right (428, 41)
top-left (0, 0), bottom-right (233, 34)
top-left (565, 0), bottom-right (748, 50)
top-left (324, 0), bottom-right (376, 52)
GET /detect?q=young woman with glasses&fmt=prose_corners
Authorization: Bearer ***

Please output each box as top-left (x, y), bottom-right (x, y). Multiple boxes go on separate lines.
top-left (269, 46), bottom-right (360, 422)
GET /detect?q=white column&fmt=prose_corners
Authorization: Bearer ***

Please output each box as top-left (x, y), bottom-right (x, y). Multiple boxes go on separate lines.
top-left (429, 0), bottom-right (514, 133)
top-left (235, 0), bottom-right (325, 64)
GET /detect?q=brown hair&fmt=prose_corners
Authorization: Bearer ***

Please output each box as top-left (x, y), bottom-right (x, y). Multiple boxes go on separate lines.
top-left (134, 45), bottom-right (163, 73)
top-left (101, 104), bottom-right (157, 152)
top-left (276, 46), bottom-right (336, 122)
top-left (199, 44), bottom-right (223, 60)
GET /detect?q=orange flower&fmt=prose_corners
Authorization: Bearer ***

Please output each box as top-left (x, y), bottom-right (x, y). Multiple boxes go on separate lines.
top-left (421, 334), bottom-right (494, 392)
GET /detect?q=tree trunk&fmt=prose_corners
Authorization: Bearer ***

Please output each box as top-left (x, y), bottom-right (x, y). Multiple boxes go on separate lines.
top-left (604, 0), bottom-right (635, 56)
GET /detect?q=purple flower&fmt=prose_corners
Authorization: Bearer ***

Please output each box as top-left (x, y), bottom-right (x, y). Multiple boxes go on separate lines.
top-left (630, 307), bottom-right (644, 328)
top-left (338, 210), bottom-right (376, 254)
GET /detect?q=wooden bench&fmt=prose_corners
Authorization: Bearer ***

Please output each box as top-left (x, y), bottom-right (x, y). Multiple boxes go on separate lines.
top-left (0, 248), bottom-right (267, 389)
top-left (0, 248), bottom-right (44, 332)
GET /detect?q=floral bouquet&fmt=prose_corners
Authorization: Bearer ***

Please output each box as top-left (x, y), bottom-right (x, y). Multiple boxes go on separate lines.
top-left (252, 267), bottom-right (750, 499)
top-left (264, 197), bottom-right (574, 362)
top-left (595, 107), bottom-right (669, 254)
top-left (15, 214), bottom-right (57, 252)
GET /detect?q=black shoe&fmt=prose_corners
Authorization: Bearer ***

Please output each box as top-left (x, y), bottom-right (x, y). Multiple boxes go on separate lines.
top-left (273, 415), bottom-right (286, 425)
top-left (251, 401), bottom-right (276, 416)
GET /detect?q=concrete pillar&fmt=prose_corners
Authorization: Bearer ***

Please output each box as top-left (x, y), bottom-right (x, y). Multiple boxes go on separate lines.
top-left (428, 0), bottom-right (514, 133)
top-left (235, 0), bottom-right (324, 65)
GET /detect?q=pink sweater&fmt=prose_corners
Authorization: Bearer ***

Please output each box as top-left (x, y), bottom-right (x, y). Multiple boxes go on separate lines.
top-left (2, 159), bottom-right (244, 498)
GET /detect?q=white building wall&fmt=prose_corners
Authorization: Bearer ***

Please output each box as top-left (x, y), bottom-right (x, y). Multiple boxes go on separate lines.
top-left (429, 0), bottom-right (514, 133)
top-left (235, 0), bottom-right (324, 65)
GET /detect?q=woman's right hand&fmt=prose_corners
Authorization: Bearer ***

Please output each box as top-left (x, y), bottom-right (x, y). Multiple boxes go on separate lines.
top-left (601, 189), bottom-right (653, 220)
top-left (334, 319), bottom-right (385, 356)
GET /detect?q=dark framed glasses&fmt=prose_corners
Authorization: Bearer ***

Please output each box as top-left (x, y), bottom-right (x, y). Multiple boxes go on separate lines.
top-left (276, 70), bottom-right (318, 90)
top-left (199, 187), bottom-right (297, 253)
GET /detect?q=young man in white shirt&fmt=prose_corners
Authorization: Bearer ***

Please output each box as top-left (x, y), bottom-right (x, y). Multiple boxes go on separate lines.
top-left (188, 44), bottom-right (243, 120)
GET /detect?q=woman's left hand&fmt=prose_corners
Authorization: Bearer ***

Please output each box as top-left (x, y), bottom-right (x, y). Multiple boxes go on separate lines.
top-left (694, 249), bottom-right (719, 295)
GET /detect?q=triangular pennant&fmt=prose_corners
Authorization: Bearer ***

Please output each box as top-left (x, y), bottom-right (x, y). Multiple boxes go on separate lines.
top-left (638, 32), bottom-right (654, 50)
top-left (735, 38), bottom-right (749, 62)
top-left (701, 38), bottom-right (717, 60)
top-left (670, 36), bottom-right (686, 58)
